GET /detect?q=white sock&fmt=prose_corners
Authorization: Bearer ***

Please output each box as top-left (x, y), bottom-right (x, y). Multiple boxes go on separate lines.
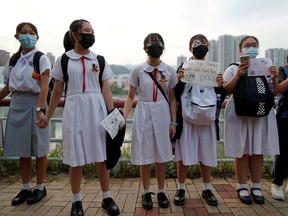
top-left (237, 184), bottom-right (249, 196)
top-left (22, 183), bottom-right (30, 191)
top-left (202, 183), bottom-right (211, 191)
top-left (35, 183), bottom-right (44, 190)
top-left (72, 193), bottom-right (81, 203)
top-left (143, 190), bottom-right (150, 195)
top-left (251, 183), bottom-right (262, 196)
top-left (178, 183), bottom-right (186, 190)
top-left (103, 191), bottom-right (110, 199)
top-left (158, 189), bottom-right (164, 194)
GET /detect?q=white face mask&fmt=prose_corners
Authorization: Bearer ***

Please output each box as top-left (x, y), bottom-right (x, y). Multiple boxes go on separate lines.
top-left (242, 47), bottom-right (259, 59)
top-left (18, 34), bottom-right (37, 49)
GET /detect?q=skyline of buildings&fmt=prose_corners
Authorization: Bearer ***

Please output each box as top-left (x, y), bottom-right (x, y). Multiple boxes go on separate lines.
top-left (1, 34), bottom-right (288, 91)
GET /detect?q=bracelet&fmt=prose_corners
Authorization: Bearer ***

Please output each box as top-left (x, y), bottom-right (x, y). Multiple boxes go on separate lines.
top-left (170, 122), bottom-right (178, 126)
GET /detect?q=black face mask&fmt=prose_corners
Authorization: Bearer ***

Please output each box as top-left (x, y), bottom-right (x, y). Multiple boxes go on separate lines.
top-left (192, 45), bottom-right (209, 59)
top-left (147, 44), bottom-right (163, 58)
top-left (79, 33), bottom-right (95, 49)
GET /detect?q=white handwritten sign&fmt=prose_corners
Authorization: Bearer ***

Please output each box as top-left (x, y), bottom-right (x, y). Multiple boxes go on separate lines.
top-left (100, 108), bottom-right (125, 139)
top-left (181, 60), bottom-right (219, 87)
top-left (248, 58), bottom-right (273, 77)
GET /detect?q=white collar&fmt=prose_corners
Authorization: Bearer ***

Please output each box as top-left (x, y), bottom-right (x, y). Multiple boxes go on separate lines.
top-left (140, 61), bottom-right (167, 72)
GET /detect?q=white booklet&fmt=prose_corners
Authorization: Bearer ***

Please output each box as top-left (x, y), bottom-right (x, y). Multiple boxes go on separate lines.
top-left (100, 108), bottom-right (125, 139)
top-left (247, 58), bottom-right (273, 77)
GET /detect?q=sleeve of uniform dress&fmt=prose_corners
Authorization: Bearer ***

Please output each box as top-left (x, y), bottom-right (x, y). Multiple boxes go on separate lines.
top-left (1, 61), bottom-right (11, 79)
top-left (129, 66), bottom-right (140, 88)
top-left (223, 64), bottom-right (238, 82)
top-left (39, 55), bottom-right (52, 74)
top-left (168, 66), bottom-right (178, 89)
top-left (101, 59), bottom-right (113, 81)
top-left (51, 56), bottom-right (64, 82)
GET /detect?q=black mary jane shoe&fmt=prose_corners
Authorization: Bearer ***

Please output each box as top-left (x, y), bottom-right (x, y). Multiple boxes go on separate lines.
top-left (11, 189), bottom-right (32, 206)
top-left (26, 187), bottom-right (47, 205)
top-left (157, 192), bottom-right (170, 208)
top-left (173, 189), bottom-right (185, 206)
top-left (202, 189), bottom-right (218, 206)
top-left (101, 197), bottom-right (120, 216)
top-left (251, 188), bottom-right (265, 204)
top-left (237, 188), bottom-right (252, 205)
top-left (71, 201), bottom-right (84, 216)
top-left (141, 192), bottom-right (154, 210)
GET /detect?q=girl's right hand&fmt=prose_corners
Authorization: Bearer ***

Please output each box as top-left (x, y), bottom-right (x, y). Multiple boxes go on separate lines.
top-left (236, 62), bottom-right (249, 77)
top-left (177, 68), bottom-right (184, 79)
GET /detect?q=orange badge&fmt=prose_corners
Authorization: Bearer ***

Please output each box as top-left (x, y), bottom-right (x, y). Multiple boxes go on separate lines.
top-left (32, 72), bottom-right (40, 80)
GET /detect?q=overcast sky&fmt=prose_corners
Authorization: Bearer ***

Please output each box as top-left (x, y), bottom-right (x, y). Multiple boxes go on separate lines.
top-left (1, 0), bottom-right (287, 67)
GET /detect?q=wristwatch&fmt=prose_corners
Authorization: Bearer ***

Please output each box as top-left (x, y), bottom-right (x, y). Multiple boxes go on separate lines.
top-left (35, 107), bottom-right (45, 113)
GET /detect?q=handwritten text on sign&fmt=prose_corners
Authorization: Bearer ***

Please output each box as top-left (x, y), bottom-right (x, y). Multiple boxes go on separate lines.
top-left (181, 60), bottom-right (219, 87)
top-left (248, 58), bottom-right (273, 77)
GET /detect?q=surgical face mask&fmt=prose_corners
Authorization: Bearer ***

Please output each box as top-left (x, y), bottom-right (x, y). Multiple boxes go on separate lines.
top-left (79, 33), bottom-right (95, 49)
top-left (19, 34), bottom-right (37, 49)
top-left (147, 44), bottom-right (163, 58)
top-left (242, 47), bottom-right (259, 59)
top-left (192, 45), bottom-right (209, 59)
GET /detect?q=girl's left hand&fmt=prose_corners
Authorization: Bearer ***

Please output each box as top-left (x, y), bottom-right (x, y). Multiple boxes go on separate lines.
top-left (170, 125), bottom-right (176, 139)
top-left (269, 66), bottom-right (278, 80)
top-left (216, 73), bottom-right (224, 88)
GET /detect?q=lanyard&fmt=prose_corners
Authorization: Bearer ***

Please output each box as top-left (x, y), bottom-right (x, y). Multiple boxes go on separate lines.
top-left (80, 56), bottom-right (86, 92)
top-left (152, 68), bottom-right (158, 102)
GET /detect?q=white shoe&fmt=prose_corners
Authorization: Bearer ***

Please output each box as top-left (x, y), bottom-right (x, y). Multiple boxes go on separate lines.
top-left (271, 183), bottom-right (285, 200)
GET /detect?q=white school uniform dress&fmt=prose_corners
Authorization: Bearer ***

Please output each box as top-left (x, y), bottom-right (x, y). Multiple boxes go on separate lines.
top-left (129, 61), bottom-right (177, 165)
top-left (223, 64), bottom-right (279, 158)
top-left (174, 83), bottom-right (218, 167)
top-left (2, 49), bottom-right (51, 157)
top-left (52, 50), bottom-right (112, 167)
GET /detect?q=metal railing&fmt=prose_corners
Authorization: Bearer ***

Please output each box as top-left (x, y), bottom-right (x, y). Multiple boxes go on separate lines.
top-left (0, 97), bottom-right (274, 167)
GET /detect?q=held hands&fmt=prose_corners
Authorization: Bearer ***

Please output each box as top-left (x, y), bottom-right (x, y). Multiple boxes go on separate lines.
top-left (36, 113), bottom-right (50, 128)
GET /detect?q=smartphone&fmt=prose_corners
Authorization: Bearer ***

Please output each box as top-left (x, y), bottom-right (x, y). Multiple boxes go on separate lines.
top-left (240, 55), bottom-right (250, 64)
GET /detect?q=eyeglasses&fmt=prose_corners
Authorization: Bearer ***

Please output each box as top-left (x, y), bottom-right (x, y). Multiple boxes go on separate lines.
top-left (242, 43), bottom-right (259, 48)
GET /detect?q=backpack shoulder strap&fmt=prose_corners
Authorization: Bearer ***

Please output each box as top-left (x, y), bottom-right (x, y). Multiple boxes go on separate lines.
top-left (61, 53), bottom-right (69, 82)
top-left (228, 62), bottom-right (239, 67)
top-left (33, 51), bottom-right (44, 73)
top-left (284, 66), bottom-right (288, 78)
top-left (60, 53), bottom-right (70, 97)
top-left (97, 55), bottom-right (105, 90)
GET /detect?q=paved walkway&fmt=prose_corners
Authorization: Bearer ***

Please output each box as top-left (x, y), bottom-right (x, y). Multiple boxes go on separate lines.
top-left (0, 175), bottom-right (287, 216)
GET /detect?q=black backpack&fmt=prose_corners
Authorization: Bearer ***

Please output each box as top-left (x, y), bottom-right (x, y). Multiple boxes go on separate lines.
top-left (60, 53), bottom-right (105, 96)
top-left (9, 51), bottom-right (54, 104)
top-left (231, 63), bottom-right (274, 117)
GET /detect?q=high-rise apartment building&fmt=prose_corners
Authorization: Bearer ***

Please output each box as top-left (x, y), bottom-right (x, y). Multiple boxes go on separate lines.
top-left (265, 48), bottom-right (288, 66)
top-left (207, 39), bottom-right (218, 62)
top-left (177, 55), bottom-right (187, 68)
top-left (46, 52), bottom-right (55, 65)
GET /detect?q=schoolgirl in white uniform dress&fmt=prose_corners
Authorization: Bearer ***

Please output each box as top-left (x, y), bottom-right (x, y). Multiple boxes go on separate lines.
top-left (51, 49), bottom-right (113, 167)
top-left (2, 49), bottom-right (51, 157)
top-left (129, 61), bottom-right (178, 165)
top-left (223, 64), bottom-right (279, 157)
top-left (174, 82), bottom-right (217, 167)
